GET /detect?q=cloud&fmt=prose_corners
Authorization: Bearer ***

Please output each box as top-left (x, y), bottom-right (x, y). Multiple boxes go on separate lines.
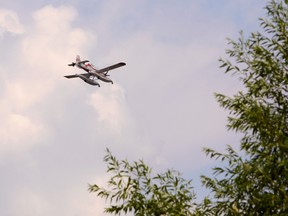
top-left (0, 79), bottom-right (47, 155)
top-left (11, 188), bottom-right (50, 216)
top-left (0, 5), bottom-right (95, 155)
top-left (0, 5), bottom-right (109, 214)
top-left (0, 9), bottom-right (24, 36)
top-left (0, 112), bottom-right (45, 155)
top-left (22, 5), bottom-right (95, 71)
top-left (88, 84), bottom-right (131, 134)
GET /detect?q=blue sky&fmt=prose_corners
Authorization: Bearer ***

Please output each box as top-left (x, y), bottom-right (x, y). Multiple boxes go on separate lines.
top-left (0, 1), bottom-right (267, 215)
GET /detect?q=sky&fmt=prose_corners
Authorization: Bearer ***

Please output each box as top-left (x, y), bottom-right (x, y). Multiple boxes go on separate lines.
top-left (0, 1), bottom-right (267, 215)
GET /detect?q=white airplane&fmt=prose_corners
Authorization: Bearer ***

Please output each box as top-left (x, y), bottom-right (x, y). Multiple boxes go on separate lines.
top-left (64, 55), bottom-right (126, 86)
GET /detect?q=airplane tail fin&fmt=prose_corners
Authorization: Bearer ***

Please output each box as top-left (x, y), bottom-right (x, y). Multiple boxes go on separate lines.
top-left (76, 55), bottom-right (81, 63)
top-left (68, 55), bottom-right (81, 67)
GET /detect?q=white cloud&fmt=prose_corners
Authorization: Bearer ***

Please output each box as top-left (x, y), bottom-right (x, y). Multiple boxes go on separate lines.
top-left (22, 5), bottom-right (95, 71)
top-left (88, 84), bottom-right (130, 135)
top-left (0, 112), bottom-right (45, 155)
top-left (0, 5), bottom-right (95, 155)
top-left (11, 188), bottom-right (50, 216)
top-left (33, 5), bottom-right (76, 34)
top-left (0, 78), bottom-right (47, 155)
top-left (0, 9), bottom-right (24, 36)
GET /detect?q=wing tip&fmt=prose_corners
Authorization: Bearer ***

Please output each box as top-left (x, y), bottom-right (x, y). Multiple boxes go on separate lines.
top-left (64, 74), bottom-right (78, 79)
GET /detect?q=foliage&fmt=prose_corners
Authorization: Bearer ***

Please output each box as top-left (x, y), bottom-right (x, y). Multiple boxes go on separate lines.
top-left (200, 0), bottom-right (288, 215)
top-left (90, 1), bottom-right (288, 215)
top-left (89, 148), bottom-right (196, 216)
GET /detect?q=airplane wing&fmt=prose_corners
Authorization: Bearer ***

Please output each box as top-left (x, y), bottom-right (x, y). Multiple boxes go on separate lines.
top-left (97, 62), bottom-right (126, 73)
top-left (79, 60), bottom-right (89, 64)
top-left (64, 74), bottom-right (78, 79)
top-left (64, 73), bottom-right (90, 79)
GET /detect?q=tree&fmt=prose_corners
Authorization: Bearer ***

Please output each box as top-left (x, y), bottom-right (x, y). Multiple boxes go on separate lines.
top-left (200, 0), bottom-right (288, 215)
top-left (90, 1), bottom-right (288, 215)
top-left (89, 148), bottom-right (196, 216)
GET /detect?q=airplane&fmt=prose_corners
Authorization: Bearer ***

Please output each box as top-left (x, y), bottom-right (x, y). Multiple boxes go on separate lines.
top-left (64, 55), bottom-right (126, 86)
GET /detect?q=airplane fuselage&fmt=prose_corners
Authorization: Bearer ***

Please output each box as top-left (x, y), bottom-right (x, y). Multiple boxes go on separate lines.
top-left (77, 62), bottom-right (113, 83)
